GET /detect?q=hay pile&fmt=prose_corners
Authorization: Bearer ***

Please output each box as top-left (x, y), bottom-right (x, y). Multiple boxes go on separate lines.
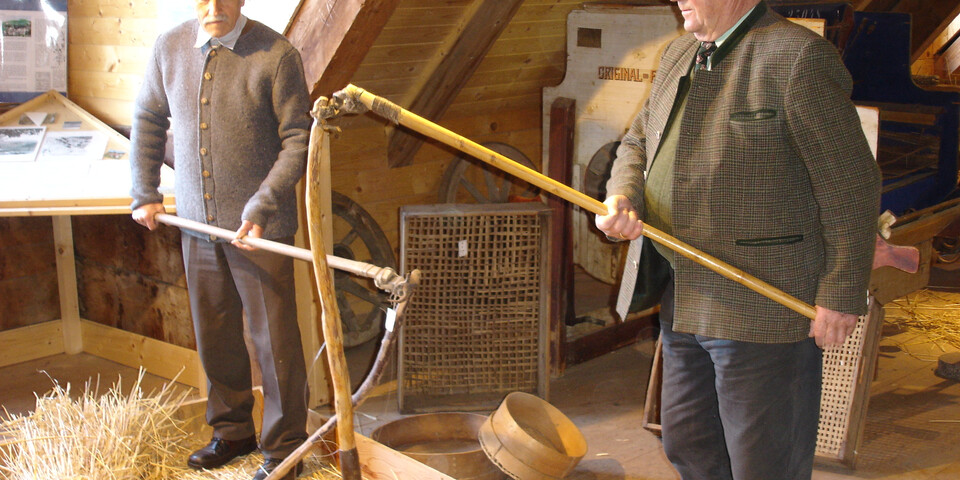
top-left (885, 289), bottom-right (960, 353)
top-left (0, 370), bottom-right (342, 479)
top-left (0, 369), bottom-right (191, 479)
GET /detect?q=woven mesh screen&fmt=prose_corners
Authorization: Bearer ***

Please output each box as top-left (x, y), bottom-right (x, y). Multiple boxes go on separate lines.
top-left (398, 204), bottom-right (548, 412)
top-left (816, 298), bottom-right (880, 461)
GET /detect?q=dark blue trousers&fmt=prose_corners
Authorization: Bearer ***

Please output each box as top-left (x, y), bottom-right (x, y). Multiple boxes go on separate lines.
top-left (659, 278), bottom-right (822, 480)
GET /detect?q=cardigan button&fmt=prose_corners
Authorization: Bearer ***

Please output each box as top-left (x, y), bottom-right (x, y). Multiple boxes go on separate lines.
top-left (200, 122), bottom-right (208, 130)
top-left (200, 147), bottom-right (208, 155)
top-left (201, 97), bottom-right (209, 105)
top-left (202, 170), bottom-right (210, 177)
top-left (204, 72), bottom-right (212, 80)
top-left (207, 215), bottom-right (215, 222)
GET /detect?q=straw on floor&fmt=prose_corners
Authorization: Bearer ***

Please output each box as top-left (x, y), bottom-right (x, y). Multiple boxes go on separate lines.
top-left (0, 370), bottom-right (342, 479)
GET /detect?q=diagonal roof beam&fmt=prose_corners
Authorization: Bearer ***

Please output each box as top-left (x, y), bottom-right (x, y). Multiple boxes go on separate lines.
top-left (386, 0), bottom-right (525, 168)
top-left (286, 0), bottom-right (401, 99)
top-left (900, 0), bottom-right (960, 63)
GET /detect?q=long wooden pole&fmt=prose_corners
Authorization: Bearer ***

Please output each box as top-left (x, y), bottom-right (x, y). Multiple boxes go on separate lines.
top-left (263, 116), bottom-right (364, 480)
top-left (306, 119), bottom-right (361, 479)
top-left (154, 212), bottom-right (391, 282)
top-left (342, 84), bottom-right (817, 320)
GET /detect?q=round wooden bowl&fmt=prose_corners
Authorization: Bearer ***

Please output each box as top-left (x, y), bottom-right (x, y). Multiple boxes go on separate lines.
top-left (478, 391), bottom-right (587, 479)
top-left (371, 412), bottom-right (507, 480)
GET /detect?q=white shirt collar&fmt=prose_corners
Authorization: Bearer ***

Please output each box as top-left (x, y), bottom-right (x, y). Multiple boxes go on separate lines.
top-left (194, 14), bottom-right (247, 50)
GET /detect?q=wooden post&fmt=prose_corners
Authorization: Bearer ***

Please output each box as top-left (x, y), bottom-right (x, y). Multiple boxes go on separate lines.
top-left (52, 215), bottom-right (82, 354)
top-left (547, 97), bottom-right (576, 375)
top-left (303, 119), bottom-right (361, 480)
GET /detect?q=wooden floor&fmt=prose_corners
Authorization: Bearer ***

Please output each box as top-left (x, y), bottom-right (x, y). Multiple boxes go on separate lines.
top-left (3, 285), bottom-right (960, 479)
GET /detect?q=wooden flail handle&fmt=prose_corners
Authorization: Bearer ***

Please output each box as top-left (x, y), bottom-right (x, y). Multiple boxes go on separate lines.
top-left (340, 84), bottom-right (817, 320)
top-left (267, 111), bottom-right (361, 480)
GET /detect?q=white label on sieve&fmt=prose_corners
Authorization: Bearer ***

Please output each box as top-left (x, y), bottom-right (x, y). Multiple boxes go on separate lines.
top-left (385, 308), bottom-right (397, 332)
top-left (458, 239), bottom-right (468, 257)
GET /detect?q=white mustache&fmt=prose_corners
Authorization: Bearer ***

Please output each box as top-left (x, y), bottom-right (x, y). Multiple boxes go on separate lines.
top-left (204, 14), bottom-right (229, 24)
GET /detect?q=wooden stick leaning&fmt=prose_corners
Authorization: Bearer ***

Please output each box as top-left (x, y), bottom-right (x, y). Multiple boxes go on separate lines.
top-left (304, 117), bottom-right (362, 480)
top-left (262, 115), bottom-right (362, 480)
top-left (339, 83), bottom-right (817, 320)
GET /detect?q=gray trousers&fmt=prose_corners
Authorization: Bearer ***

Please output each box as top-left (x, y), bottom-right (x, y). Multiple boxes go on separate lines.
top-left (659, 276), bottom-right (822, 480)
top-left (182, 233), bottom-right (308, 458)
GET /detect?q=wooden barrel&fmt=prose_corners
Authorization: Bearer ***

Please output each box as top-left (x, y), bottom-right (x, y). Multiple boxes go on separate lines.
top-left (478, 392), bottom-right (587, 479)
top-left (371, 413), bottom-right (507, 480)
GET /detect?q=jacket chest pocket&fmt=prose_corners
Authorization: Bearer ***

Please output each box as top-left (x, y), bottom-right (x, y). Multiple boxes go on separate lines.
top-left (728, 108), bottom-right (784, 162)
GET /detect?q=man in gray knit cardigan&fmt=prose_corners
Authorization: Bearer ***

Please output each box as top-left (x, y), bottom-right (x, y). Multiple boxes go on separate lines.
top-left (129, 0), bottom-right (312, 478)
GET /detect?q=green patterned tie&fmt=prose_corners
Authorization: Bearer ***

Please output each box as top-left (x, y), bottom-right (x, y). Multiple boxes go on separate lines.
top-left (696, 41), bottom-right (717, 70)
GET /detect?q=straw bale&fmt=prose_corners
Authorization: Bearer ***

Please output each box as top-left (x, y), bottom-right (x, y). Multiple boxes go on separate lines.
top-left (0, 369), bottom-right (191, 479)
top-left (0, 370), bottom-right (341, 479)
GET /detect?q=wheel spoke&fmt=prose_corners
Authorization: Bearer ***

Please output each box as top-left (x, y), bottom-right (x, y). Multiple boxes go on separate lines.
top-left (337, 226), bottom-right (359, 248)
top-left (341, 277), bottom-right (387, 306)
top-left (459, 176), bottom-right (487, 202)
top-left (482, 168), bottom-right (501, 202)
top-left (335, 287), bottom-right (359, 333)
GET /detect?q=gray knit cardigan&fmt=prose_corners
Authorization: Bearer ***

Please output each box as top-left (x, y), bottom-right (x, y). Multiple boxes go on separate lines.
top-left (130, 19), bottom-right (312, 240)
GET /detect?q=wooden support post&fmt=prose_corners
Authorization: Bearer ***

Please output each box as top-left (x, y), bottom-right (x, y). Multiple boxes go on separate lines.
top-left (547, 97), bottom-right (576, 375)
top-left (52, 215), bottom-right (82, 354)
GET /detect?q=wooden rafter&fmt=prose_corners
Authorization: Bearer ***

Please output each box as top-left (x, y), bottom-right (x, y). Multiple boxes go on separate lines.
top-left (286, 0), bottom-right (401, 98)
top-left (903, 0), bottom-right (960, 63)
top-left (938, 33), bottom-right (960, 75)
top-left (386, 0), bottom-right (524, 168)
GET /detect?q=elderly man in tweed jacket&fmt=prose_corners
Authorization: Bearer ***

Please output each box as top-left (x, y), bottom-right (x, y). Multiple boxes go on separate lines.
top-left (129, 0), bottom-right (312, 478)
top-left (597, 0), bottom-right (881, 478)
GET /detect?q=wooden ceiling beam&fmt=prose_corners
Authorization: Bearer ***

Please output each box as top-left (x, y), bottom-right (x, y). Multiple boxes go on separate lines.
top-left (894, 0), bottom-right (960, 63)
top-left (937, 33), bottom-right (960, 75)
top-left (286, 0), bottom-right (401, 99)
top-left (386, 0), bottom-right (524, 168)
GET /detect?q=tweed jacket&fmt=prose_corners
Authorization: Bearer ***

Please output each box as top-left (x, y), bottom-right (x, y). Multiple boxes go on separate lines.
top-left (606, 5), bottom-right (881, 343)
top-left (130, 19), bottom-right (312, 240)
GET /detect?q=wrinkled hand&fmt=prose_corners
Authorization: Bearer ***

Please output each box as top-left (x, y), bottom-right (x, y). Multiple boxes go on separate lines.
top-left (809, 305), bottom-right (857, 348)
top-left (232, 220), bottom-right (263, 251)
top-left (132, 203), bottom-right (166, 231)
top-left (595, 195), bottom-right (644, 241)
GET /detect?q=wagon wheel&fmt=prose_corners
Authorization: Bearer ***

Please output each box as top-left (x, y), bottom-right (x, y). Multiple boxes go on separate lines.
top-left (332, 191), bottom-right (397, 347)
top-left (438, 142), bottom-right (541, 203)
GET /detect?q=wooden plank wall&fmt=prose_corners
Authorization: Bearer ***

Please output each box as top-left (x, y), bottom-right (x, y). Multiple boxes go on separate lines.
top-left (2, 0), bottom-right (586, 343)
top-left (0, 217), bottom-right (60, 330)
top-left (60, 0), bottom-right (586, 257)
top-left (331, 0), bottom-right (580, 249)
top-left (67, 0), bottom-right (159, 126)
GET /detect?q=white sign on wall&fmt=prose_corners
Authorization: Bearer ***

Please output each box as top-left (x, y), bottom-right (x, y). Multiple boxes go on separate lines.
top-left (0, 0), bottom-right (67, 103)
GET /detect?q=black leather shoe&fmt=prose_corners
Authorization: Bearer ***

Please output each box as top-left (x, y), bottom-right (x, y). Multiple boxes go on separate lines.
top-left (187, 435), bottom-right (258, 470)
top-left (251, 457), bottom-right (303, 480)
